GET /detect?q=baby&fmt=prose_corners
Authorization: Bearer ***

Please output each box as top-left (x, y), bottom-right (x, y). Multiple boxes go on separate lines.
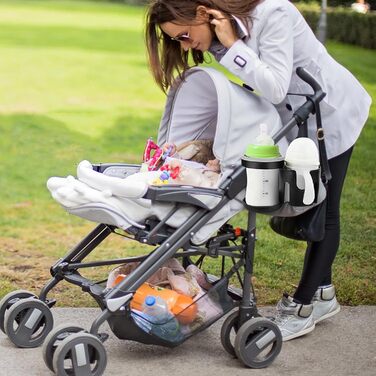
top-left (158, 140), bottom-right (221, 188)
top-left (162, 157), bottom-right (220, 188)
top-left (163, 140), bottom-right (215, 164)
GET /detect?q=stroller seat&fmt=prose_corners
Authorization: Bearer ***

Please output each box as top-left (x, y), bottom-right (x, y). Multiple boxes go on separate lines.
top-left (47, 159), bottom-right (224, 235)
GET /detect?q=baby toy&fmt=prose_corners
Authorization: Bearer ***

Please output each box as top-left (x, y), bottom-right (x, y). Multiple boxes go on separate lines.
top-left (151, 163), bottom-right (181, 185)
top-left (143, 139), bottom-right (174, 171)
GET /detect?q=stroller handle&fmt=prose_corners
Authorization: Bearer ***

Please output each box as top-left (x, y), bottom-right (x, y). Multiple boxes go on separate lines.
top-left (272, 67), bottom-right (326, 143)
top-left (296, 67), bottom-right (324, 99)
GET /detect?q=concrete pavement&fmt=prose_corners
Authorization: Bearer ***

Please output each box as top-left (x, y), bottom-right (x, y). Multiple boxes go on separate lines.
top-left (0, 306), bottom-right (375, 375)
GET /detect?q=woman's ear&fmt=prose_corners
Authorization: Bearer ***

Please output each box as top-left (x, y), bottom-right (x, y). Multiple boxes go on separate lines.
top-left (195, 5), bottom-right (210, 21)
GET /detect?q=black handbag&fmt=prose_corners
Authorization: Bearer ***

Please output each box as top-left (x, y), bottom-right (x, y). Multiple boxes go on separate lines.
top-left (269, 197), bottom-right (327, 242)
top-left (270, 97), bottom-right (330, 243)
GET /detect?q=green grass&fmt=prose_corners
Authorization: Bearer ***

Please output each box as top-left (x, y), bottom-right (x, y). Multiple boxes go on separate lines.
top-left (0, 0), bottom-right (375, 306)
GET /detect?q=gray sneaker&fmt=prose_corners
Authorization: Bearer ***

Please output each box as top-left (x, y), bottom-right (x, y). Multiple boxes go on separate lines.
top-left (312, 285), bottom-right (341, 323)
top-left (274, 294), bottom-right (315, 341)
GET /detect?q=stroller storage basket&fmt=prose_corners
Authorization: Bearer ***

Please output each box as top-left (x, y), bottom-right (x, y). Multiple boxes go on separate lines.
top-left (107, 277), bottom-right (235, 347)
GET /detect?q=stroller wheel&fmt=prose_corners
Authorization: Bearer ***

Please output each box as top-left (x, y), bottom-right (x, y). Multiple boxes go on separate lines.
top-left (220, 310), bottom-right (240, 357)
top-left (4, 297), bottom-right (53, 348)
top-left (52, 332), bottom-right (107, 376)
top-left (234, 317), bottom-right (282, 369)
top-left (0, 289), bottom-right (36, 334)
top-left (42, 323), bottom-right (84, 372)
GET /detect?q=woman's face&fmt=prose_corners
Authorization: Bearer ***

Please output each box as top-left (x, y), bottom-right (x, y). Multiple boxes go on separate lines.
top-left (160, 20), bottom-right (214, 52)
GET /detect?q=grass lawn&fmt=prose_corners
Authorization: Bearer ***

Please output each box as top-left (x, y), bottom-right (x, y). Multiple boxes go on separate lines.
top-left (0, 0), bottom-right (375, 307)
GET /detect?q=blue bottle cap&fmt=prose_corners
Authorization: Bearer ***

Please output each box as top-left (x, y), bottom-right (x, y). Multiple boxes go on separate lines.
top-left (145, 296), bottom-right (156, 306)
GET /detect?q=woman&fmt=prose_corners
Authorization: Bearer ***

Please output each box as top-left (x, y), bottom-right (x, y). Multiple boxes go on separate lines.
top-left (145, 0), bottom-right (372, 341)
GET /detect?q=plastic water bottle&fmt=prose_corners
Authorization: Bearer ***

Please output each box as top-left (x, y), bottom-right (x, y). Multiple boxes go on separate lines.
top-left (131, 309), bottom-right (153, 334)
top-left (142, 295), bottom-right (183, 342)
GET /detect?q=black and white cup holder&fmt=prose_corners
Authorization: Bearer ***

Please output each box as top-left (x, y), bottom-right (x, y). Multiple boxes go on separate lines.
top-left (245, 165), bottom-right (322, 215)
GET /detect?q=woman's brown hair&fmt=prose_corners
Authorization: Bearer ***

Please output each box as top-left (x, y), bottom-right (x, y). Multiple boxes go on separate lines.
top-left (145, 0), bottom-right (262, 93)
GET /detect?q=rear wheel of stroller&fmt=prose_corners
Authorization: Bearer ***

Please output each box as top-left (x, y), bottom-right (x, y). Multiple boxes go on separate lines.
top-left (220, 310), bottom-right (240, 357)
top-left (234, 317), bottom-right (282, 368)
top-left (42, 323), bottom-right (84, 372)
top-left (4, 297), bottom-right (54, 348)
top-left (0, 290), bottom-right (36, 333)
top-left (52, 332), bottom-right (107, 376)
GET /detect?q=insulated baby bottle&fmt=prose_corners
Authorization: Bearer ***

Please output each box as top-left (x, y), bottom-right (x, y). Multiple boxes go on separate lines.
top-left (242, 124), bottom-right (284, 208)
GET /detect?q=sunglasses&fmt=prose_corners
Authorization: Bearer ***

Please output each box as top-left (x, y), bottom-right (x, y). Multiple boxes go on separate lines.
top-left (170, 32), bottom-right (192, 43)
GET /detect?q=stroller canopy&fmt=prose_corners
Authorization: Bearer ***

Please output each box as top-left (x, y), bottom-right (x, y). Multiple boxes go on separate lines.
top-left (157, 67), bottom-right (284, 178)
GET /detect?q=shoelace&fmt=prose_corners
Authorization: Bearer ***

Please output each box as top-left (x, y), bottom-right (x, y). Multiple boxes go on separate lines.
top-left (274, 310), bottom-right (295, 325)
top-left (273, 302), bottom-right (296, 325)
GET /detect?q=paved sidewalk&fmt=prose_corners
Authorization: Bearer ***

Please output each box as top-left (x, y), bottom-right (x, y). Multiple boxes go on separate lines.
top-left (0, 306), bottom-right (375, 376)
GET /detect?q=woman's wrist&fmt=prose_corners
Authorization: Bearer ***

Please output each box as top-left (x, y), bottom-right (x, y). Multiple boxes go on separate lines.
top-left (223, 37), bottom-right (240, 49)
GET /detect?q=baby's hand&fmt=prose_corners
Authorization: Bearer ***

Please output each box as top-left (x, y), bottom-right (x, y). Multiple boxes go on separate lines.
top-left (206, 158), bottom-right (220, 172)
top-left (162, 143), bottom-right (177, 156)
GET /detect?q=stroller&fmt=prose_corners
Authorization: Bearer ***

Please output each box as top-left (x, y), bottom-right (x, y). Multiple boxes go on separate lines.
top-left (0, 66), bottom-right (326, 375)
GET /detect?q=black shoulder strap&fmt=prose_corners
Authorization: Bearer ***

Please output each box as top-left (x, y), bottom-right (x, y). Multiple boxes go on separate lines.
top-left (313, 99), bottom-right (332, 183)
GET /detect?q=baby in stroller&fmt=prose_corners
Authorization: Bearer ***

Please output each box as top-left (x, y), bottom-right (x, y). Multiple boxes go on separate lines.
top-left (142, 138), bottom-right (221, 188)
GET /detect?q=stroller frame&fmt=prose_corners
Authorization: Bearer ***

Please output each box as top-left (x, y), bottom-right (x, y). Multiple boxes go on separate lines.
top-left (0, 67), bottom-right (326, 374)
top-left (41, 165), bottom-right (258, 338)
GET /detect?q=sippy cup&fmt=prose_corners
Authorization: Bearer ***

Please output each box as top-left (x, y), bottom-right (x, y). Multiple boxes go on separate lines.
top-left (284, 138), bottom-right (320, 205)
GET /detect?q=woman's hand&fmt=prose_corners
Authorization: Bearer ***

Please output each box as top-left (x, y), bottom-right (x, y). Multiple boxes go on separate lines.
top-left (206, 9), bottom-right (239, 49)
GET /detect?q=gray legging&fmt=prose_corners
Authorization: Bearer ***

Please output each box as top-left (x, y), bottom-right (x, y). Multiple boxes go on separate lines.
top-left (293, 146), bottom-right (354, 305)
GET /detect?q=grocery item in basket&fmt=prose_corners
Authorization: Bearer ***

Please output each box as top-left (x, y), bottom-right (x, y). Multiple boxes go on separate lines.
top-left (106, 259), bottom-right (186, 289)
top-left (106, 262), bottom-right (140, 288)
top-left (130, 283), bottom-right (197, 325)
top-left (167, 270), bottom-right (202, 297)
top-left (180, 290), bottom-right (224, 335)
top-left (186, 264), bottom-right (213, 290)
top-left (141, 295), bottom-right (183, 342)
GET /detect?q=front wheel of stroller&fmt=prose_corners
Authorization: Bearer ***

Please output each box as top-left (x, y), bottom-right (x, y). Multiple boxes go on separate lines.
top-left (42, 323), bottom-right (84, 372)
top-left (234, 317), bottom-right (282, 369)
top-left (0, 290), bottom-right (36, 333)
top-left (52, 333), bottom-right (107, 376)
top-left (220, 310), bottom-right (240, 357)
top-left (4, 297), bottom-right (54, 348)
top-left (52, 332), bottom-right (107, 376)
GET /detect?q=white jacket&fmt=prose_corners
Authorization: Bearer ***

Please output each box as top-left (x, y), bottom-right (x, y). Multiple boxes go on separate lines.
top-left (215, 0), bottom-right (372, 159)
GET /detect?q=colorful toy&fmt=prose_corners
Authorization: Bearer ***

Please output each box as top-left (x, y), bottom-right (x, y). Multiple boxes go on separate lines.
top-left (143, 138), bottom-right (163, 171)
top-left (160, 164), bottom-right (180, 179)
top-left (151, 163), bottom-right (182, 186)
top-left (151, 170), bottom-right (170, 186)
top-left (143, 139), bottom-right (174, 171)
